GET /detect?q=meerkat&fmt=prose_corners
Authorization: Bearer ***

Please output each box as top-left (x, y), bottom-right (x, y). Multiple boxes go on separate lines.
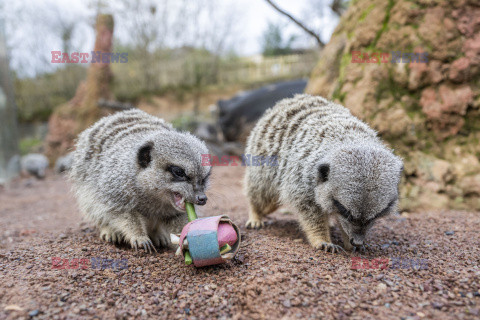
top-left (244, 94), bottom-right (403, 253)
top-left (55, 152), bottom-right (74, 174)
top-left (70, 109), bottom-right (211, 253)
top-left (21, 153), bottom-right (49, 179)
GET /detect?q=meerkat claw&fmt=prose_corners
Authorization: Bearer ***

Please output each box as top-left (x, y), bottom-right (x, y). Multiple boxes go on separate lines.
top-left (352, 245), bottom-right (366, 253)
top-left (100, 227), bottom-right (120, 244)
top-left (144, 239), bottom-right (157, 253)
top-left (245, 219), bottom-right (264, 229)
top-left (131, 237), bottom-right (156, 253)
top-left (319, 242), bottom-right (346, 254)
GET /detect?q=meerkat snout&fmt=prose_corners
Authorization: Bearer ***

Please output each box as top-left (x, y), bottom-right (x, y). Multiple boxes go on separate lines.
top-left (195, 194), bottom-right (208, 205)
top-left (316, 144), bottom-right (402, 251)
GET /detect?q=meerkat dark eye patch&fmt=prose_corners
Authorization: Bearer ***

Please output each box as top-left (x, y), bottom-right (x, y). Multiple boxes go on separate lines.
top-left (137, 143), bottom-right (153, 168)
top-left (167, 165), bottom-right (189, 181)
top-left (201, 170), bottom-right (211, 185)
top-left (333, 199), bottom-right (365, 224)
top-left (333, 199), bottom-right (350, 219)
top-left (318, 163), bottom-right (330, 183)
top-left (364, 199), bottom-right (397, 224)
top-left (375, 199), bottom-right (396, 219)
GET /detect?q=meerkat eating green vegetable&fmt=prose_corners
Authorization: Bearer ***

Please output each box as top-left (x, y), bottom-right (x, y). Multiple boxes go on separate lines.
top-left (70, 109), bottom-right (211, 253)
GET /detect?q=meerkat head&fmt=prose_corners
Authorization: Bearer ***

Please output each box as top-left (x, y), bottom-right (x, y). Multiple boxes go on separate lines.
top-left (314, 143), bottom-right (403, 248)
top-left (135, 130), bottom-right (211, 212)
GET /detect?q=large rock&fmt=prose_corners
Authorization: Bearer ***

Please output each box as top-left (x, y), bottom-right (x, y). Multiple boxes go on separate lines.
top-left (217, 79), bottom-right (307, 142)
top-left (306, 0), bottom-right (480, 211)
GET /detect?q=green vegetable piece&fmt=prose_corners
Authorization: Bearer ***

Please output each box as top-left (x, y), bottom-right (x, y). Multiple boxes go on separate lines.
top-left (184, 202), bottom-right (197, 264)
top-left (220, 244), bottom-right (232, 255)
top-left (185, 202), bottom-right (197, 222)
top-left (184, 250), bottom-right (193, 265)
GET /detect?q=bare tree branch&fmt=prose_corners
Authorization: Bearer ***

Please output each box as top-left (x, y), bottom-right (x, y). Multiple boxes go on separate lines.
top-left (264, 0), bottom-right (324, 47)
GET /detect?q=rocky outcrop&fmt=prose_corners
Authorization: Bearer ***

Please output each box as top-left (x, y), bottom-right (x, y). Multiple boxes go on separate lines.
top-left (306, 0), bottom-right (480, 211)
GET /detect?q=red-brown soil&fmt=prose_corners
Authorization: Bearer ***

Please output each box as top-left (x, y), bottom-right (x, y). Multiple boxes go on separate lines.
top-left (0, 166), bottom-right (479, 319)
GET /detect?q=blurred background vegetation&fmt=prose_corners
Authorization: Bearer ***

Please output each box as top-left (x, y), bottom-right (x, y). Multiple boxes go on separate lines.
top-left (2, 0), bottom-right (341, 154)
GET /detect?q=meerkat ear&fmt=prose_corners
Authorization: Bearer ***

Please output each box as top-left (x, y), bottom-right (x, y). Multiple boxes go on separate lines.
top-left (137, 142), bottom-right (153, 168)
top-left (318, 163), bottom-right (330, 183)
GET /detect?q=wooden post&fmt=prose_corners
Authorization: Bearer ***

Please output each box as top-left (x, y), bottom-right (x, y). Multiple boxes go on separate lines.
top-left (0, 16), bottom-right (20, 184)
top-left (45, 14), bottom-right (114, 161)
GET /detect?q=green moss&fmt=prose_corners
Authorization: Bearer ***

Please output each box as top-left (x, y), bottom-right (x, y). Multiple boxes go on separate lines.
top-left (19, 138), bottom-right (43, 156)
top-left (359, 4), bottom-right (376, 22)
top-left (371, 0), bottom-right (395, 48)
top-left (331, 52), bottom-right (352, 103)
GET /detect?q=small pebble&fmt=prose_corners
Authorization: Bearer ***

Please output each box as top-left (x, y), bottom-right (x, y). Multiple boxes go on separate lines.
top-left (445, 231), bottom-right (455, 235)
top-left (283, 300), bottom-right (291, 308)
top-left (377, 283), bottom-right (387, 292)
top-left (432, 302), bottom-right (443, 309)
top-left (29, 310), bottom-right (39, 317)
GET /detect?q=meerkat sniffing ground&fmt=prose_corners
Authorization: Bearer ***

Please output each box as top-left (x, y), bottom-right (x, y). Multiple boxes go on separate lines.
top-left (244, 94), bottom-right (403, 253)
top-left (70, 109), bottom-right (211, 253)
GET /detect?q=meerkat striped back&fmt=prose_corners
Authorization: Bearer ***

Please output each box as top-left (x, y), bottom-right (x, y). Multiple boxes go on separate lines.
top-left (72, 109), bottom-right (172, 182)
top-left (246, 94), bottom-right (377, 162)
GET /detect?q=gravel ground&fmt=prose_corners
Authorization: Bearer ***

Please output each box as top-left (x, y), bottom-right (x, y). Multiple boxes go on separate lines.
top-left (0, 166), bottom-right (479, 319)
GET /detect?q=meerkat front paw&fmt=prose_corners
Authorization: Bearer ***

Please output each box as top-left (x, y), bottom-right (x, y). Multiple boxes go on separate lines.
top-left (152, 228), bottom-right (171, 248)
top-left (100, 226), bottom-right (122, 244)
top-left (315, 242), bottom-right (346, 254)
top-left (129, 235), bottom-right (157, 253)
top-left (245, 218), bottom-right (265, 229)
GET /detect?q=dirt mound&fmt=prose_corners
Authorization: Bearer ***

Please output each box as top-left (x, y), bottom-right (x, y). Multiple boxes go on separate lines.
top-left (306, 0), bottom-right (480, 211)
